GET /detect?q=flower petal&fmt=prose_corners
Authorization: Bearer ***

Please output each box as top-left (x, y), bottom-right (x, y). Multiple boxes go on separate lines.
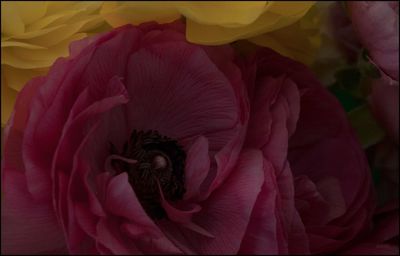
top-left (183, 136), bottom-right (210, 200)
top-left (159, 149), bottom-right (264, 254)
top-left (178, 1), bottom-right (267, 27)
top-left (125, 41), bottom-right (239, 150)
top-left (101, 1), bottom-right (180, 27)
top-left (186, 2), bottom-right (314, 45)
top-left (1, 172), bottom-right (67, 254)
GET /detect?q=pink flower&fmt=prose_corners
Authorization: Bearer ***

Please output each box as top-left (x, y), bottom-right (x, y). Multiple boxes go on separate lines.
top-left (325, 0), bottom-right (399, 118)
top-left (340, 200), bottom-right (399, 255)
top-left (2, 22), bottom-right (375, 254)
top-left (369, 78), bottom-right (399, 144)
top-left (243, 49), bottom-right (375, 254)
top-left (346, 1), bottom-right (399, 145)
top-left (348, 1), bottom-right (399, 81)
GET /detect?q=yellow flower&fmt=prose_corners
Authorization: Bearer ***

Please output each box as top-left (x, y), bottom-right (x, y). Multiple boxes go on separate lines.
top-left (182, 1), bottom-right (315, 45)
top-left (100, 1), bottom-right (181, 27)
top-left (1, 1), bottom-right (108, 126)
top-left (248, 3), bottom-right (322, 66)
top-left (101, 1), bottom-right (314, 42)
top-left (101, 1), bottom-right (319, 64)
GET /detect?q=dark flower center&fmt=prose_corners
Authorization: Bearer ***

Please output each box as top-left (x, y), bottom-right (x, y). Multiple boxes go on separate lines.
top-left (110, 130), bottom-right (186, 219)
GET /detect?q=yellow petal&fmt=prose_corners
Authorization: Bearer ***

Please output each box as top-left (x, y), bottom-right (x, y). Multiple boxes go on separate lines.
top-left (186, 1), bottom-right (315, 45)
top-left (178, 1), bottom-right (267, 27)
top-left (249, 5), bottom-right (321, 65)
top-left (101, 1), bottom-right (181, 27)
top-left (15, 1), bottom-right (48, 25)
top-left (3, 24), bottom-right (68, 41)
top-left (1, 41), bottom-right (46, 50)
top-left (267, 1), bottom-right (316, 16)
top-left (51, 2), bottom-right (102, 25)
top-left (27, 11), bottom-right (83, 32)
top-left (3, 66), bottom-right (47, 91)
top-left (45, 1), bottom-right (78, 15)
top-left (2, 33), bottom-right (87, 69)
top-left (1, 2), bottom-right (25, 36)
top-left (10, 17), bottom-right (102, 48)
top-left (1, 78), bottom-right (18, 126)
top-left (187, 10), bottom-right (304, 45)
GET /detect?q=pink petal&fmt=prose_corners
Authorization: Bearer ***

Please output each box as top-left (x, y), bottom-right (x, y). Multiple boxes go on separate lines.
top-left (22, 26), bottom-right (139, 202)
top-left (124, 41), bottom-right (240, 150)
top-left (348, 1), bottom-right (399, 80)
top-left (183, 136), bottom-right (210, 200)
top-left (103, 173), bottom-right (181, 254)
top-left (2, 76), bottom-right (44, 177)
top-left (369, 78), bottom-right (399, 144)
top-left (239, 159), bottom-right (281, 254)
top-left (367, 200), bottom-right (399, 244)
top-left (105, 173), bottom-right (153, 224)
top-left (340, 243), bottom-right (399, 255)
top-left (1, 172), bottom-right (67, 254)
top-left (158, 149), bottom-right (264, 254)
top-left (95, 218), bottom-right (141, 254)
top-left (261, 77), bottom-right (300, 171)
top-left (22, 51), bottom-right (96, 202)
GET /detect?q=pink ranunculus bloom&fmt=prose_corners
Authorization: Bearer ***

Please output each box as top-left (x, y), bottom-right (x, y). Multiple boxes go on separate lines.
top-left (348, 1), bottom-right (399, 81)
top-left (347, 1), bottom-right (399, 145)
top-left (369, 77), bottom-right (399, 145)
top-left (339, 200), bottom-right (399, 255)
top-left (2, 21), bottom-right (376, 254)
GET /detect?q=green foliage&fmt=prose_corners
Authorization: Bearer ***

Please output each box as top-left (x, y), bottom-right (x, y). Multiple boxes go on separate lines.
top-left (347, 104), bottom-right (385, 149)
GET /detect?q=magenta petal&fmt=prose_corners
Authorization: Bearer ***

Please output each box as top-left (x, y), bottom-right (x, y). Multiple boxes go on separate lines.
top-left (105, 173), bottom-right (154, 224)
top-left (369, 79), bottom-right (399, 144)
top-left (261, 77), bottom-right (300, 171)
top-left (51, 77), bottom-right (129, 235)
top-left (340, 243), bottom-right (399, 255)
top-left (125, 42), bottom-right (239, 149)
top-left (348, 1), bottom-right (399, 80)
top-left (183, 136), bottom-right (210, 200)
top-left (103, 173), bottom-right (181, 254)
top-left (159, 149), bottom-right (264, 254)
top-left (239, 159), bottom-right (280, 254)
top-left (95, 218), bottom-right (141, 254)
top-left (2, 76), bottom-right (45, 179)
top-left (1, 172), bottom-right (67, 254)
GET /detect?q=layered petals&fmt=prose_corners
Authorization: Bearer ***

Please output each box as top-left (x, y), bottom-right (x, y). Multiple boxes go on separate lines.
top-left (1, 1), bottom-right (108, 126)
top-left (348, 1), bottom-right (399, 81)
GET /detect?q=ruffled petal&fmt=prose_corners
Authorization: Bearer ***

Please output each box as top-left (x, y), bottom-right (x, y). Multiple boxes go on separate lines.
top-left (100, 1), bottom-right (180, 27)
top-left (178, 1), bottom-right (267, 27)
top-left (348, 1), bottom-right (399, 80)
top-left (183, 136), bottom-right (210, 201)
top-left (1, 172), bottom-right (67, 254)
top-left (158, 149), bottom-right (264, 254)
top-left (186, 2), bottom-right (314, 45)
top-left (124, 41), bottom-right (240, 150)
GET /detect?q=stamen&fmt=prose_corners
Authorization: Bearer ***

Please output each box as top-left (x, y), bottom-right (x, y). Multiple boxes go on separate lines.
top-left (108, 130), bottom-right (186, 219)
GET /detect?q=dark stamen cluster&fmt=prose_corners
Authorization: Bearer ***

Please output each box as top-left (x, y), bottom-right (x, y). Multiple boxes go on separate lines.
top-left (110, 130), bottom-right (186, 219)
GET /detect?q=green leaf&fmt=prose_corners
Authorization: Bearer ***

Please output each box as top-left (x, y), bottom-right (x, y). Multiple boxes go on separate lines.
top-left (348, 104), bottom-right (385, 148)
top-left (329, 85), bottom-right (365, 112)
top-left (371, 167), bottom-right (381, 186)
top-left (334, 67), bottom-right (362, 89)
